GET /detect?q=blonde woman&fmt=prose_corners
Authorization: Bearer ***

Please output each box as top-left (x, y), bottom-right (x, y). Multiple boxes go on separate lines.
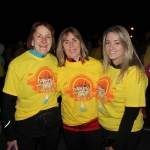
top-left (97, 25), bottom-right (148, 150)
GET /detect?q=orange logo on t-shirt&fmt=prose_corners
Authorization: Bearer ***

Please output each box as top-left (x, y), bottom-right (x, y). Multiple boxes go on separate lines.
top-left (97, 76), bottom-right (115, 103)
top-left (27, 66), bottom-right (56, 93)
top-left (65, 75), bottom-right (96, 101)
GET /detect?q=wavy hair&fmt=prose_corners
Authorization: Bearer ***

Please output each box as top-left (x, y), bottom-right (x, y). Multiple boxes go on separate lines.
top-left (102, 25), bottom-right (145, 82)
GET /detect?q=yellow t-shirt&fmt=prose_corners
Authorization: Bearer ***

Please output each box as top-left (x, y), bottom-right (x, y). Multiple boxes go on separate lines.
top-left (97, 66), bottom-right (148, 132)
top-left (89, 47), bottom-right (103, 62)
top-left (3, 51), bottom-right (58, 120)
top-left (57, 57), bottom-right (103, 126)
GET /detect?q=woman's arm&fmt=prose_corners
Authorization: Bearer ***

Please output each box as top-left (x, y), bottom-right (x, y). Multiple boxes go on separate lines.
top-left (111, 107), bottom-right (140, 150)
top-left (2, 93), bottom-right (17, 141)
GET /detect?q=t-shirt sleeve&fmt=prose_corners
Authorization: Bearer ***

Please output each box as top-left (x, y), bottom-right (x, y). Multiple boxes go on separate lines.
top-left (3, 63), bottom-right (20, 96)
top-left (124, 68), bottom-right (148, 107)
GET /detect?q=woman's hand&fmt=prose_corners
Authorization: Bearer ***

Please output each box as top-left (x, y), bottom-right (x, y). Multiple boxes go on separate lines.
top-left (7, 140), bottom-right (18, 150)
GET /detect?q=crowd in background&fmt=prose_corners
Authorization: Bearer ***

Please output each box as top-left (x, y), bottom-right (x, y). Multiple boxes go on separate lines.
top-left (0, 30), bottom-right (149, 72)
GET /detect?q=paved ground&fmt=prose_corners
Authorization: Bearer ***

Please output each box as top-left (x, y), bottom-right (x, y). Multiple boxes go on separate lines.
top-left (0, 126), bottom-right (150, 150)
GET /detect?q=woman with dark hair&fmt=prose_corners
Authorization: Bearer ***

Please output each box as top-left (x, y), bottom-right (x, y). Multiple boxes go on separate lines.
top-left (2, 21), bottom-right (62, 150)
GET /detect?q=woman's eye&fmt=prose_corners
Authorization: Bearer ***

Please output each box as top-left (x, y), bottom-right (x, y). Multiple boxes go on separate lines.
top-left (116, 42), bottom-right (120, 45)
top-left (47, 36), bottom-right (51, 38)
top-left (64, 41), bottom-right (69, 44)
top-left (73, 39), bottom-right (77, 42)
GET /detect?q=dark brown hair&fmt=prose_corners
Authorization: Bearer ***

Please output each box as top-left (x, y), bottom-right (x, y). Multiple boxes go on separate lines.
top-left (27, 21), bottom-right (55, 51)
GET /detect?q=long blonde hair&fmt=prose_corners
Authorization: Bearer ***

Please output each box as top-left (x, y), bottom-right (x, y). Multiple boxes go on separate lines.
top-left (56, 27), bottom-right (89, 67)
top-left (102, 25), bottom-right (145, 82)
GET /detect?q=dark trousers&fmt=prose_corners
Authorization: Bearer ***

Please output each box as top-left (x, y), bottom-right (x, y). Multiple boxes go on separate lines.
top-left (102, 127), bottom-right (142, 150)
top-left (63, 128), bottom-right (103, 150)
top-left (17, 128), bottom-right (60, 150)
top-left (145, 78), bottom-right (150, 123)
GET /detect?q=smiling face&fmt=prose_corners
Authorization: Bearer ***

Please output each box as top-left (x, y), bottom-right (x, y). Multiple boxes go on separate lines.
top-left (31, 25), bottom-right (52, 55)
top-left (105, 32), bottom-right (125, 65)
top-left (63, 32), bottom-right (81, 61)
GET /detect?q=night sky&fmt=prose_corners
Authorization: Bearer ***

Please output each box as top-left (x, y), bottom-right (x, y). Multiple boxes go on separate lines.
top-left (0, 1), bottom-right (150, 45)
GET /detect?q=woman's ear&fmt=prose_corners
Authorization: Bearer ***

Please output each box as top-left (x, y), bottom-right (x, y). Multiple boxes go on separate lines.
top-left (31, 40), bottom-right (34, 46)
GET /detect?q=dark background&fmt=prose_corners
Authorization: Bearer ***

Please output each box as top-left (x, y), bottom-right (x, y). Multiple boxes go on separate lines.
top-left (0, 1), bottom-right (150, 45)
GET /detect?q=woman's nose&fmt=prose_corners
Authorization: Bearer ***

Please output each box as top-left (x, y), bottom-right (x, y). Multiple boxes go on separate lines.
top-left (41, 37), bottom-right (46, 43)
top-left (109, 43), bottom-right (114, 49)
top-left (69, 42), bottom-right (73, 47)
